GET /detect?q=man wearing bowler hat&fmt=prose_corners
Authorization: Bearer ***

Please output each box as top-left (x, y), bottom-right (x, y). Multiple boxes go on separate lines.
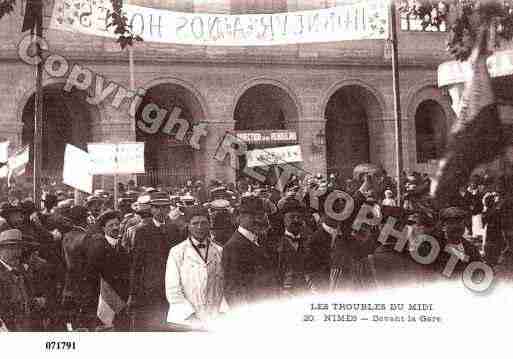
top-left (222, 195), bottom-right (280, 308)
top-left (128, 191), bottom-right (182, 330)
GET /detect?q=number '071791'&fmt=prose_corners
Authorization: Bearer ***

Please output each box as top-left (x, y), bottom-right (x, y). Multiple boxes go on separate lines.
top-left (45, 341), bottom-right (76, 350)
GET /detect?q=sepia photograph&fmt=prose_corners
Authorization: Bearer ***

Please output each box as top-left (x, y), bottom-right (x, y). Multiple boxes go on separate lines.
top-left (0, 0), bottom-right (512, 356)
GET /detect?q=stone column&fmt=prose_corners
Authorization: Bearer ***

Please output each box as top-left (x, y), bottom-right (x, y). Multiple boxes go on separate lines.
top-left (298, 117), bottom-right (327, 178)
top-left (201, 120), bottom-right (236, 185)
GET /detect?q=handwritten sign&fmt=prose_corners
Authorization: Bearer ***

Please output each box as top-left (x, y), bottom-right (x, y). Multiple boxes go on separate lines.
top-left (63, 144), bottom-right (93, 193)
top-left (246, 145), bottom-right (303, 168)
top-left (88, 142), bottom-right (145, 175)
top-left (50, 0), bottom-right (389, 46)
top-left (116, 143), bottom-right (145, 174)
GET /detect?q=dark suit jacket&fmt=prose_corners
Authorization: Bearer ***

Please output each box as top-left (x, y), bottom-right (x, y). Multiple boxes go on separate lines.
top-left (62, 226), bottom-right (88, 303)
top-left (222, 230), bottom-right (280, 308)
top-left (0, 263), bottom-right (33, 331)
top-left (275, 233), bottom-right (312, 297)
top-left (129, 219), bottom-right (182, 308)
top-left (80, 233), bottom-right (130, 319)
top-left (306, 226), bottom-right (332, 291)
top-left (353, 244), bottom-right (440, 289)
top-left (308, 224), bottom-right (375, 292)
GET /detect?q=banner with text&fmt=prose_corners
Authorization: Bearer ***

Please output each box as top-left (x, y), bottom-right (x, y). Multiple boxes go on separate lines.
top-left (88, 142), bottom-right (145, 175)
top-left (246, 145), bottom-right (303, 168)
top-left (235, 130), bottom-right (298, 145)
top-left (50, 0), bottom-right (389, 46)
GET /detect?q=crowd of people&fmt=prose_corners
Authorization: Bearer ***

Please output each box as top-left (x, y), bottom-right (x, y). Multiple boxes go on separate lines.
top-left (1, 168), bottom-right (513, 331)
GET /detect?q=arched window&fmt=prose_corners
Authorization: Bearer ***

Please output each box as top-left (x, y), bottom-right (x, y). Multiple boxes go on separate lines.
top-left (415, 100), bottom-right (447, 163)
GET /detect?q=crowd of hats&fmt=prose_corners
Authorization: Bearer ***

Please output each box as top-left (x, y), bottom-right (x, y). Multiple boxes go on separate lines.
top-left (1, 167), bottom-right (512, 235)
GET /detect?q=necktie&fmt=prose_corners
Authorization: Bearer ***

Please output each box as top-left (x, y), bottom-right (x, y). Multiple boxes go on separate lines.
top-left (196, 243), bottom-right (207, 249)
top-left (297, 238), bottom-right (304, 253)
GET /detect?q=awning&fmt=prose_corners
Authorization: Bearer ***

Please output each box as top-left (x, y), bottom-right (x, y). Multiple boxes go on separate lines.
top-left (438, 49), bottom-right (513, 88)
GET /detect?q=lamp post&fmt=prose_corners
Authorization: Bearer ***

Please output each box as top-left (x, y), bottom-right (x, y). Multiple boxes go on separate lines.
top-left (315, 129), bottom-right (325, 148)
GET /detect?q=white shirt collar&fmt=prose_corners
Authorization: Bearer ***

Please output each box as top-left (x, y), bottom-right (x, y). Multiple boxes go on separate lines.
top-left (190, 235), bottom-right (209, 247)
top-left (105, 234), bottom-right (118, 247)
top-left (0, 258), bottom-right (13, 271)
top-left (284, 230), bottom-right (300, 239)
top-left (153, 218), bottom-right (164, 227)
top-left (238, 226), bottom-right (259, 246)
top-left (284, 230), bottom-right (301, 251)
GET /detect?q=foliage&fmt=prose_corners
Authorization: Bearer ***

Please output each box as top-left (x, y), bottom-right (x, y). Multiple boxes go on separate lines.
top-left (398, 0), bottom-right (451, 31)
top-left (399, 1), bottom-right (513, 61)
top-left (0, 0), bottom-right (16, 18)
top-left (447, 1), bottom-right (513, 60)
top-left (107, 0), bottom-right (143, 49)
top-left (0, 0), bottom-right (143, 49)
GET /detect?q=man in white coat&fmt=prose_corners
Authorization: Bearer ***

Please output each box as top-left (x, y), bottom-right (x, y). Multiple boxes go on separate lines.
top-left (165, 205), bottom-right (225, 329)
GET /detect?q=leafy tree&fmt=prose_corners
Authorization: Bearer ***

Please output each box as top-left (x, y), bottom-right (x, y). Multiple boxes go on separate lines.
top-left (0, 0), bottom-right (142, 49)
top-left (447, 0), bottom-right (513, 61)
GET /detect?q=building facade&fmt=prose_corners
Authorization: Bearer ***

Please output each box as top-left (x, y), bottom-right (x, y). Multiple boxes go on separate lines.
top-left (0, 0), bottom-right (459, 189)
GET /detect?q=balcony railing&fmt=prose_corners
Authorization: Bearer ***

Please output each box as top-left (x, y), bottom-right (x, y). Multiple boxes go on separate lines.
top-left (398, 1), bottom-right (450, 32)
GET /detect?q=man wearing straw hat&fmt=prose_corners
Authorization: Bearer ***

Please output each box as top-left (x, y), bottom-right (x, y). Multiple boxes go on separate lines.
top-left (0, 228), bottom-right (39, 331)
top-left (128, 191), bottom-right (182, 330)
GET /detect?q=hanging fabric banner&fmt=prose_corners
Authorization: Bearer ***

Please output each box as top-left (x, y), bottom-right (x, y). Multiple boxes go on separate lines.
top-left (50, 0), bottom-right (389, 46)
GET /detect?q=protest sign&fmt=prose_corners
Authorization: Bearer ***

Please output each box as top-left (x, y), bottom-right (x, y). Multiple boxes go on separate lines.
top-left (88, 142), bottom-right (145, 175)
top-left (246, 145), bottom-right (303, 168)
top-left (63, 144), bottom-right (93, 194)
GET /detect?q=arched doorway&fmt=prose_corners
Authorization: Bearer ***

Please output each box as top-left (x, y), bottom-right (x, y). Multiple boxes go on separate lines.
top-left (324, 85), bottom-right (380, 179)
top-left (21, 85), bottom-right (97, 185)
top-left (415, 100), bottom-right (447, 163)
top-left (234, 84), bottom-right (298, 131)
top-left (233, 83), bottom-right (299, 183)
top-left (135, 83), bottom-right (205, 188)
